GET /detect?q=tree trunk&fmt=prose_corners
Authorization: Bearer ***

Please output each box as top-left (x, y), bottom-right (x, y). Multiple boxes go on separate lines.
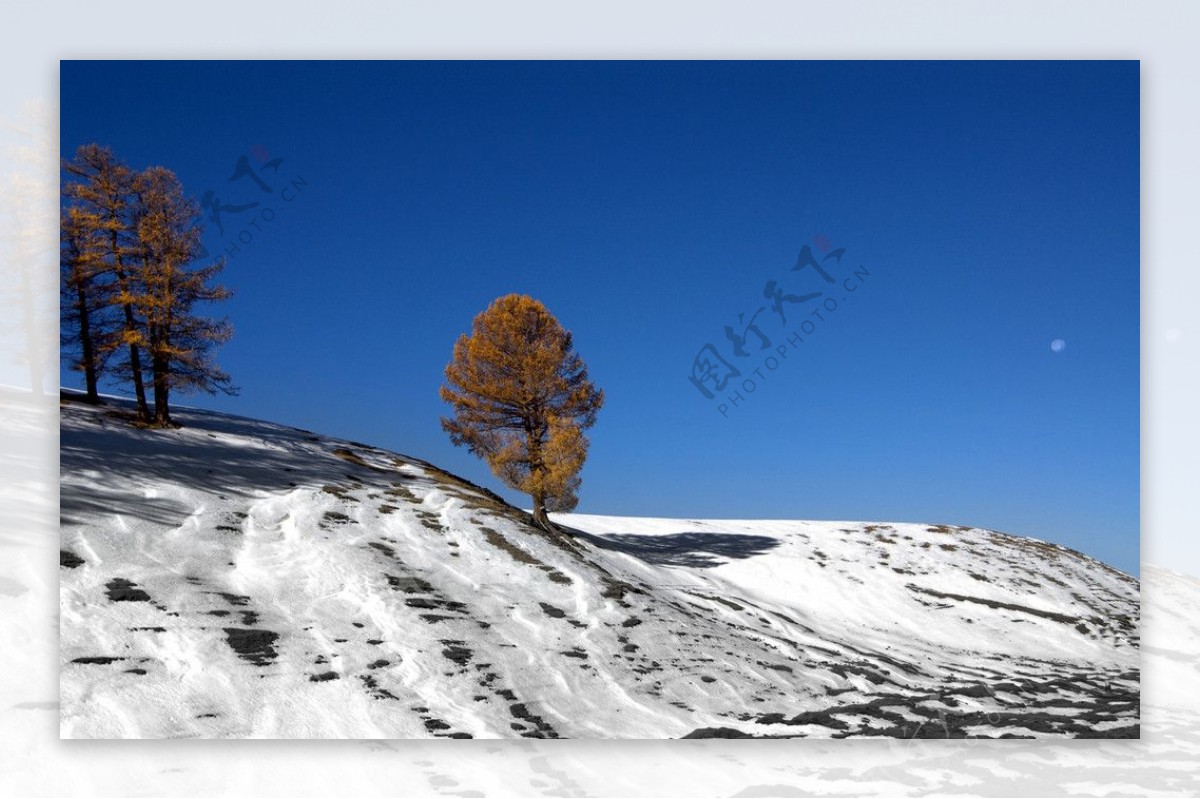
top-left (152, 353), bottom-right (171, 426)
top-left (110, 242), bottom-right (149, 423)
top-left (75, 283), bottom-right (100, 404)
top-left (531, 492), bottom-right (552, 531)
top-left (524, 415), bottom-right (553, 531)
top-left (122, 309), bottom-right (149, 421)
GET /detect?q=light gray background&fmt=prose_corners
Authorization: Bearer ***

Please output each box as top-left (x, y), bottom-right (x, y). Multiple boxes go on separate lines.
top-left (1, 1), bottom-right (1197, 796)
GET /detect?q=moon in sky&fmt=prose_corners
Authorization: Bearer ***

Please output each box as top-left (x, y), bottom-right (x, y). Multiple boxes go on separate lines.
top-left (1050, 339), bottom-right (1066, 353)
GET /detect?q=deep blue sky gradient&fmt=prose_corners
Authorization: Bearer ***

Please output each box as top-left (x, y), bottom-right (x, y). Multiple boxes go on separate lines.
top-left (60, 61), bottom-right (1140, 573)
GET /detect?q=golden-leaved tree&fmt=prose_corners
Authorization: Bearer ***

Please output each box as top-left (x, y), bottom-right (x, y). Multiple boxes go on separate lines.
top-left (131, 166), bottom-right (235, 426)
top-left (62, 144), bottom-right (150, 418)
top-left (440, 294), bottom-right (604, 531)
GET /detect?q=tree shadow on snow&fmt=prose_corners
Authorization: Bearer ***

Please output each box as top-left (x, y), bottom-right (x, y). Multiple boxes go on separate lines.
top-left (572, 530), bottom-right (780, 568)
top-left (58, 391), bottom-right (434, 532)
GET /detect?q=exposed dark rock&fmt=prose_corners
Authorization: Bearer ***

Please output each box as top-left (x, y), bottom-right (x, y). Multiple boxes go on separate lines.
top-left (223, 628), bottom-right (279, 666)
top-left (105, 578), bottom-right (150, 602)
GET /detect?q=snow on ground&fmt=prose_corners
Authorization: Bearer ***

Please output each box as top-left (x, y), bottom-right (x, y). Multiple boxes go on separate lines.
top-left (59, 394), bottom-right (1139, 739)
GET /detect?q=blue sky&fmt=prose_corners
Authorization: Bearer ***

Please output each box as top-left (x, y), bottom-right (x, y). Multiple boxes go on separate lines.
top-left (60, 60), bottom-right (1140, 573)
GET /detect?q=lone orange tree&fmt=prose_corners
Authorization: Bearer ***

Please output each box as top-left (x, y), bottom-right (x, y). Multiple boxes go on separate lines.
top-left (440, 294), bottom-right (604, 531)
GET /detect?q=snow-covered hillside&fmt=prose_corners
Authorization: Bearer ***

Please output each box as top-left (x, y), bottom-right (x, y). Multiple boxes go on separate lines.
top-left (60, 394), bottom-right (1139, 739)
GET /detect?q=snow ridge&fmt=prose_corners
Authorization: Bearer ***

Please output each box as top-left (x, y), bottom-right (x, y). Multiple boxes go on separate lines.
top-left (60, 396), bottom-right (1139, 739)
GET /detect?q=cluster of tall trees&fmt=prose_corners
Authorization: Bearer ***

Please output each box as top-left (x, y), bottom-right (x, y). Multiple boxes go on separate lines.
top-left (61, 144), bottom-right (235, 426)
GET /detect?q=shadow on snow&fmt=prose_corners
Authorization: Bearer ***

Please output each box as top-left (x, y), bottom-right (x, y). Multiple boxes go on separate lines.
top-left (572, 530), bottom-right (780, 568)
